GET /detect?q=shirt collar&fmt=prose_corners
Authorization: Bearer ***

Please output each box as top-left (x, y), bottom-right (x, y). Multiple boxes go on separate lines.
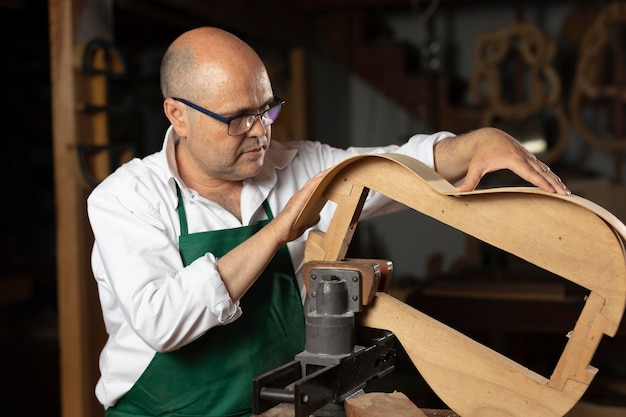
top-left (252, 140), bottom-right (298, 192)
top-left (162, 126), bottom-right (184, 201)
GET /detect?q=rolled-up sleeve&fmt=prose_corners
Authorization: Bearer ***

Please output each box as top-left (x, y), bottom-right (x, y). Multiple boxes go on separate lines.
top-left (188, 253), bottom-right (241, 324)
top-left (89, 176), bottom-right (241, 353)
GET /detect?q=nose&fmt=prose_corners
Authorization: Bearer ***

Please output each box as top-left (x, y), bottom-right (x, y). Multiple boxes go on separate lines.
top-left (246, 114), bottom-right (267, 137)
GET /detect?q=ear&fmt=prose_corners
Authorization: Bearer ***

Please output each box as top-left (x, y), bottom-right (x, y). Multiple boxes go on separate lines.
top-left (163, 98), bottom-right (189, 137)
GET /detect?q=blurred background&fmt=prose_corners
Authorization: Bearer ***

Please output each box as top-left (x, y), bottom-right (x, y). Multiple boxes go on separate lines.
top-left (2, 0), bottom-right (626, 416)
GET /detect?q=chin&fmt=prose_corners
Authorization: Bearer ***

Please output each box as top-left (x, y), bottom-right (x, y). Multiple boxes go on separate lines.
top-left (239, 162), bottom-right (265, 181)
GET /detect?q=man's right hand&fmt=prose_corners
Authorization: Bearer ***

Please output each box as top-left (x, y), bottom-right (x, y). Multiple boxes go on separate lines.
top-left (268, 169), bottom-right (328, 245)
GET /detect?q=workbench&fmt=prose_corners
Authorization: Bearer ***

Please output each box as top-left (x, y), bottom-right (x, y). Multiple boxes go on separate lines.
top-left (407, 262), bottom-right (626, 376)
top-left (254, 391), bottom-right (460, 417)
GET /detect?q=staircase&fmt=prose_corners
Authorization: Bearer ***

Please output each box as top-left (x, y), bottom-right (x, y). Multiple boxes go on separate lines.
top-left (312, 10), bottom-right (445, 130)
top-left (310, 9), bottom-right (486, 134)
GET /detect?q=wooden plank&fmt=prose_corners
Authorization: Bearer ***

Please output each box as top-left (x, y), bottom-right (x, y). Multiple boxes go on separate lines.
top-left (304, 185), bottom-right (368, 262)
top-left (345, 391), bottom-right (427, 417)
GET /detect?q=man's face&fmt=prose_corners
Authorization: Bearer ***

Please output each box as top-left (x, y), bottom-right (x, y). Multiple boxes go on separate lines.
top-left (181, 69), bottom-right (275, 184)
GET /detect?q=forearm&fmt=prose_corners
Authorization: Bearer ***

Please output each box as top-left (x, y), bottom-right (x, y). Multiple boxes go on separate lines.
top-left (215, 224), bottom-right (283, 303)
top-left (215, 170), bottom-right (326, 302)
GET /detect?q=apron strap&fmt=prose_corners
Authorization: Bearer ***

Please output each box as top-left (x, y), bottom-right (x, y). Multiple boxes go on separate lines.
top-left (261, 200), bottom-right (273, 221)
top-left (177, 182), bottom-right (273, 235)
top-left (176, 184), bottom-right (189, 236)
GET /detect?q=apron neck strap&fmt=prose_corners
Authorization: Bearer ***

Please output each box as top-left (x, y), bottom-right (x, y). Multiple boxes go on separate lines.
top-left (176, 182), bottom-right (274, 234)
top-left (262, 200), bottom-right (273, 221)
top-left (176, 184), bottom-right (189, 236)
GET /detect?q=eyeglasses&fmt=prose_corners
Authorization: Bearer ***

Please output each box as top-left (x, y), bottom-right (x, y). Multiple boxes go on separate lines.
top-left (171, 96), bottom-right (285, 136)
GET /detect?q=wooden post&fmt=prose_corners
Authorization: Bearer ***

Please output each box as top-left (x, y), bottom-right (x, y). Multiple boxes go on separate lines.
top-left (289, 48), bottom-right (308, 140)
top-left (49, 1), bottom-right (110, 416)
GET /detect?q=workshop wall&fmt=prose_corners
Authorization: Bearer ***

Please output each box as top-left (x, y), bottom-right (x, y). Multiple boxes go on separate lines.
top-left (309, 1), bottom-right (626, 281)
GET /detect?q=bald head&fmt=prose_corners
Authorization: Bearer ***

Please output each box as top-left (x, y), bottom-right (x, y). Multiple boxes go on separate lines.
top-left (160, 27), bottom-right (270, 103)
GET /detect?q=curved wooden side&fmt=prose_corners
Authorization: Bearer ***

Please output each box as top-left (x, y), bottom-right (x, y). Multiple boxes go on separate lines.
top-left (362, 292), bottom-right (589, 417)
top-left (294, 153), bottom-right (626, 417)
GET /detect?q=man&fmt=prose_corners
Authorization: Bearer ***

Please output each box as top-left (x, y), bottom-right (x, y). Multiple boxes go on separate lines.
top-left (87, 27), bottom-right (569, 417)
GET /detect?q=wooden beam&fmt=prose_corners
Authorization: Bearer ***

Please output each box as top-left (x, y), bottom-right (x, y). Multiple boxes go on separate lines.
top-left (49, 1), bottom-right (110, 417)
top-left (288, 48), bottom-right (308, 140)
top-left (49, 1), bottom-right (92, 417)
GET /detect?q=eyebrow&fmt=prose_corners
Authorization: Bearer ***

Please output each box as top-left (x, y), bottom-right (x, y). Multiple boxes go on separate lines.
top-left (228, 97), bottom-right (275, 117)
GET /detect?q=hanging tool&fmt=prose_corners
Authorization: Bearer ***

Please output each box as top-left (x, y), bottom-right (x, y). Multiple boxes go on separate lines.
top-left (76, 37), bottom-right (135, 187)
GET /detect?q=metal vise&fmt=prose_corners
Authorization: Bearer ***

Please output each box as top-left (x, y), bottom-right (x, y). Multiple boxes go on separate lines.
top-left (252, 260), bottom-right (396, 417)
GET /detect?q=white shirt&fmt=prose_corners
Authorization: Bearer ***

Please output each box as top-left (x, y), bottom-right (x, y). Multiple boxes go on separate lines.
top-left (87, 126), bottom-right (453, 408)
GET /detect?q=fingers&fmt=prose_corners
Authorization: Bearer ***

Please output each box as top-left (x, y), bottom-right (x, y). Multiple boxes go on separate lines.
top-left (531, 159), bottom-right (570, 195)
top-left (455, 153), bottom-right (570, 195)
top-left (455, 169), bottom-right (481, 193)
top-left (504, 137), bottom-right (569, 195)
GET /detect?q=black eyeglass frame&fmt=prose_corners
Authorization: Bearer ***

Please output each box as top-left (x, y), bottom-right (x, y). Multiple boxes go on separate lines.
top-left (171, 96), bottom-right (285, 136)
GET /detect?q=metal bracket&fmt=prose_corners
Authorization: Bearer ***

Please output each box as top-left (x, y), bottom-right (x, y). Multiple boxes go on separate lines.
top-left (252, 327), bottom-right (396, 417)
top-left (308, 268), bottom-right (363, 313)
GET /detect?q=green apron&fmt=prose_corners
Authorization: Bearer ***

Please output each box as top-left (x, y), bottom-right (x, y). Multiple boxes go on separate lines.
top-left (106, 187), bottom-right (305, 417)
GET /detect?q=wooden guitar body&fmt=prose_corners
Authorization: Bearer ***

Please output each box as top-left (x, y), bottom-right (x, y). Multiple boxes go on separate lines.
top-left (293, 153), bottom-right (626, 417)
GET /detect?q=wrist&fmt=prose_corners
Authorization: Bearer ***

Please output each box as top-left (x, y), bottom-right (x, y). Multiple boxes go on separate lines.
top-left (262, 221), bottom-right (287, 250)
